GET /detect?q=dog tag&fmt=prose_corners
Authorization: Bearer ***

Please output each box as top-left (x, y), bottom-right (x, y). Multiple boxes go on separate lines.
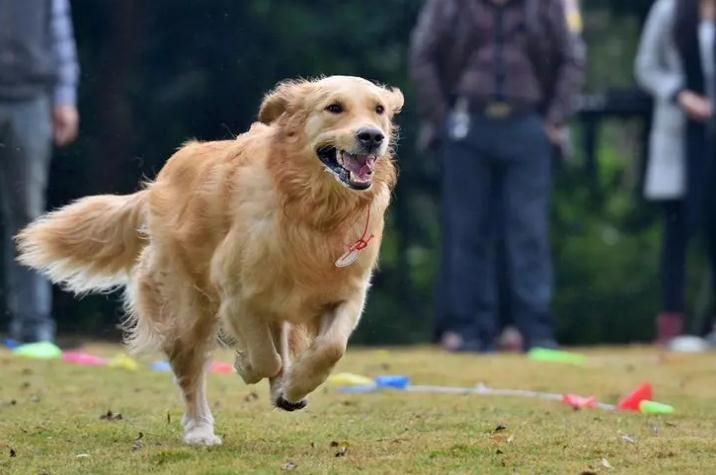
top-left (336, 211), bottom-right (374, 268)
top-left (335, 249), bottom-right (361, 268)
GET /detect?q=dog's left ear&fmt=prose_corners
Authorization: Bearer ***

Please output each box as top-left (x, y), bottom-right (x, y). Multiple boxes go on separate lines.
top-left (258, 80), bottom-right (311, 125)
top-left (384, 87), bottom-right (404, 117)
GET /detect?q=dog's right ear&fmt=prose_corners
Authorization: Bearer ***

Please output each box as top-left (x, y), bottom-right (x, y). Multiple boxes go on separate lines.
top-left (258, 80), bottom-right (311, 125)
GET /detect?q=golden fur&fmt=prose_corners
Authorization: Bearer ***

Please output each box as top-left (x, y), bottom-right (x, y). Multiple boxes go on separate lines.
top-left (16, 76), bottom-right (403, 446)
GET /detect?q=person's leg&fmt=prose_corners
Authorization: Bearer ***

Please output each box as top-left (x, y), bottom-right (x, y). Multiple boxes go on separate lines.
top-left (657, 200), bottom-right (688, 343)
top-left (657, 124), bottom-right (708, 342)
top-left (661, 200), bottom-right (689, 313)
top-left (702, 135), bottom-right (716, 337)
top-left (1, 97), bottom-right (54, 342)
top-left (439, 117), bottom-right (499, 351)
top-left (499, 114), bottom-right (554, 349)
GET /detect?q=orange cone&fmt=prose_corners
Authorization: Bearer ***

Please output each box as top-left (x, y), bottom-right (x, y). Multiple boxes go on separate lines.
top-left (617, 383), bottom-right (653, 412)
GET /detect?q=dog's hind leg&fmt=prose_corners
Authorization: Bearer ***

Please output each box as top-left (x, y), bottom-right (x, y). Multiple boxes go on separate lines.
top-left (164, 295), bottom-right (222, 446)
top-left (275, 294), bottom-right (366, 409)
top-left (168, 338), bottom-right (220, 446)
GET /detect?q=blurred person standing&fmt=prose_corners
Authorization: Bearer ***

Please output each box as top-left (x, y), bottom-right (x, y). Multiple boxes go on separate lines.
top-left (636, 0), bottom-right (716, 346)
top-left (0, 0), bottom-right (79, 343)
top-left (410, 0), bottom-right (584, 352)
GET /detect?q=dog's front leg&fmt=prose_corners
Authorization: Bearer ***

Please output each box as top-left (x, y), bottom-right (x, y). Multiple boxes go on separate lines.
top-left (275, 294), bottom-right (366, 410)
top-left (220, 297), bottom-right (282, 384)
top-left (269, 321), bottom-right (315, 406)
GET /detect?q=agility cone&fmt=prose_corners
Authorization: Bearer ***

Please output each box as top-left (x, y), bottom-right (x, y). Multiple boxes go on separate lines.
top-left (63, 351), bottom-right (107, 366)
top-left (327, 372), bottom-right (376, 388)
top-left (13, 341), bottom-right (62, 360)
top-left (210, 362), bottom-right (234, 374)
top-left (108, 353), bottom-right (139, 371)
top-left (527, 348), bottom-right (587, 366)
top-left (617, 383), bottom-right (653, 412)
top-left (639, 400), bottom-right (675, 415)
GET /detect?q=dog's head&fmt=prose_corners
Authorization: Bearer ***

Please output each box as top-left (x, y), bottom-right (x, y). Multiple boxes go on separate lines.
top-left (259, 76), bottom-right (403, 192)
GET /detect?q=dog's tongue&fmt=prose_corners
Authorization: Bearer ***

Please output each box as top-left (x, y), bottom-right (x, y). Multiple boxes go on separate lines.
top-left (342, 153), bottom-right (376, 181)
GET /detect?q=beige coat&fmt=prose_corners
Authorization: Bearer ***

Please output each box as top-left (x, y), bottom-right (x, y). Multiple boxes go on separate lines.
top-left (635, 0), bottom-right (687, 200)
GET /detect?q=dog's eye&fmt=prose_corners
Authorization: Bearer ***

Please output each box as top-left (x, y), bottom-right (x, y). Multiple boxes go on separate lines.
top-left (375, 104), bottom-right (385, 115)
top-left (325, 103), bottom-right (343, 114)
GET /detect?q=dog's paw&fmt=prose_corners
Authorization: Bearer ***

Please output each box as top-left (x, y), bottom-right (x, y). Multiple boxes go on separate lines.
top-left (274, 394), bottom-right (307, 412)
top-left (184, 426), bottom-right (223, 447)
top-left (234, 356), bottom-right (262, 385)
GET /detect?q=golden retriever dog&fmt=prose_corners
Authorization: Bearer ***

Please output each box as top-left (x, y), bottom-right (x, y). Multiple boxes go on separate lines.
top-left (16, 76), bottom-right (403, 446)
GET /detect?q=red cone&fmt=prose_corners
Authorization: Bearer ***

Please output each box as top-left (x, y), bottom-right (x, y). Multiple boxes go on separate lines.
top-left (617, 383), bottom-right (653, 412)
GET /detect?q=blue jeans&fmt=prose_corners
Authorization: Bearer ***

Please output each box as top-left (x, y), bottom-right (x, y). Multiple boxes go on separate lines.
top-left (0, 96), bottom-right (54, 342)
top-left (436, 112), bottom-right (554, 348)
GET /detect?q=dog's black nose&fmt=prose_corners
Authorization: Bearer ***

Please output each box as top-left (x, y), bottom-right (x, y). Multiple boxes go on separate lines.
top-left (356, 128), bottom-right (384, 150)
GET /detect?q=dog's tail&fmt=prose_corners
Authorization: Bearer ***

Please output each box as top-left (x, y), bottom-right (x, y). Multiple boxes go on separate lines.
top-left (16, 191), bottom-right (149, 295)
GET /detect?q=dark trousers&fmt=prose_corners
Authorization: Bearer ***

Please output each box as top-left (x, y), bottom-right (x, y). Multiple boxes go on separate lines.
top-left (0, 96), bottom-right (54, 342)
top-left (437, 112), bottom-right (554, 348)
top-left (661, 124), bottom-right (716, 315)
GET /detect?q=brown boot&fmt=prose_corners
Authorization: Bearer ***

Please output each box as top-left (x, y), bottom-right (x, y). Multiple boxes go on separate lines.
top-left (655, 313), bottom-right (684, 346)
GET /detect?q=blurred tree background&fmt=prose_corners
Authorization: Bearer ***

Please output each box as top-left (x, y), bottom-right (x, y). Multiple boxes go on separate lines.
top-left (4, 0), bottom-right (709, 344)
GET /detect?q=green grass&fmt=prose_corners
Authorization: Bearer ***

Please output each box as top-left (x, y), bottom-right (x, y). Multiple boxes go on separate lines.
top-left (1, 344), bottom-right (715, 474)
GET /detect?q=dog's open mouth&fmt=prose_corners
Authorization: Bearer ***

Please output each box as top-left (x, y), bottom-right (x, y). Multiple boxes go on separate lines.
top-left (317, 146), bottom-right (376, 191)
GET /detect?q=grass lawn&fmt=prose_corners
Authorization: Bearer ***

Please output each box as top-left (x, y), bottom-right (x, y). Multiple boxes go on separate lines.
top-left (1, 343), bottom-right (715, 474)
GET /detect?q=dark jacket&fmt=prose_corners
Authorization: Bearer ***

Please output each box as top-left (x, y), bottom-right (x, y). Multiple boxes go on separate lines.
top-left (0, 0), bottom-right (79, 106)
top-left (409, 0), bottom-right (585, 127)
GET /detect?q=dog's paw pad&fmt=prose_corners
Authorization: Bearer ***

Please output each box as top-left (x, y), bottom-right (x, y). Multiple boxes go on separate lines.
top-left (275, 394), bottom-right (307, 412)
top-left (184, 429), bottom-right (222, 447)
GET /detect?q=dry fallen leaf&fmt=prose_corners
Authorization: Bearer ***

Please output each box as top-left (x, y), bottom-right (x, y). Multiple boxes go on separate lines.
top-left (331, 440), bottom-right (350, 457)
top-left (9, 448), bottom-right (16, 457)
top-left (133, 432), bottom-right (144, 451)
top-left (76, 453), bottom-right (90, 459)
top-left (244, 392), bottom-right (259, 402)
top-left (601, 458), bottom-right (613, 469)
top-left (621, 434), bottom-right (635, 444)
top-left (100, 410), bottom-right (123, 421)
top-left (281, 461), bottom-right (298, 471)
top-left (493, 424), bottom-right (507, 433)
